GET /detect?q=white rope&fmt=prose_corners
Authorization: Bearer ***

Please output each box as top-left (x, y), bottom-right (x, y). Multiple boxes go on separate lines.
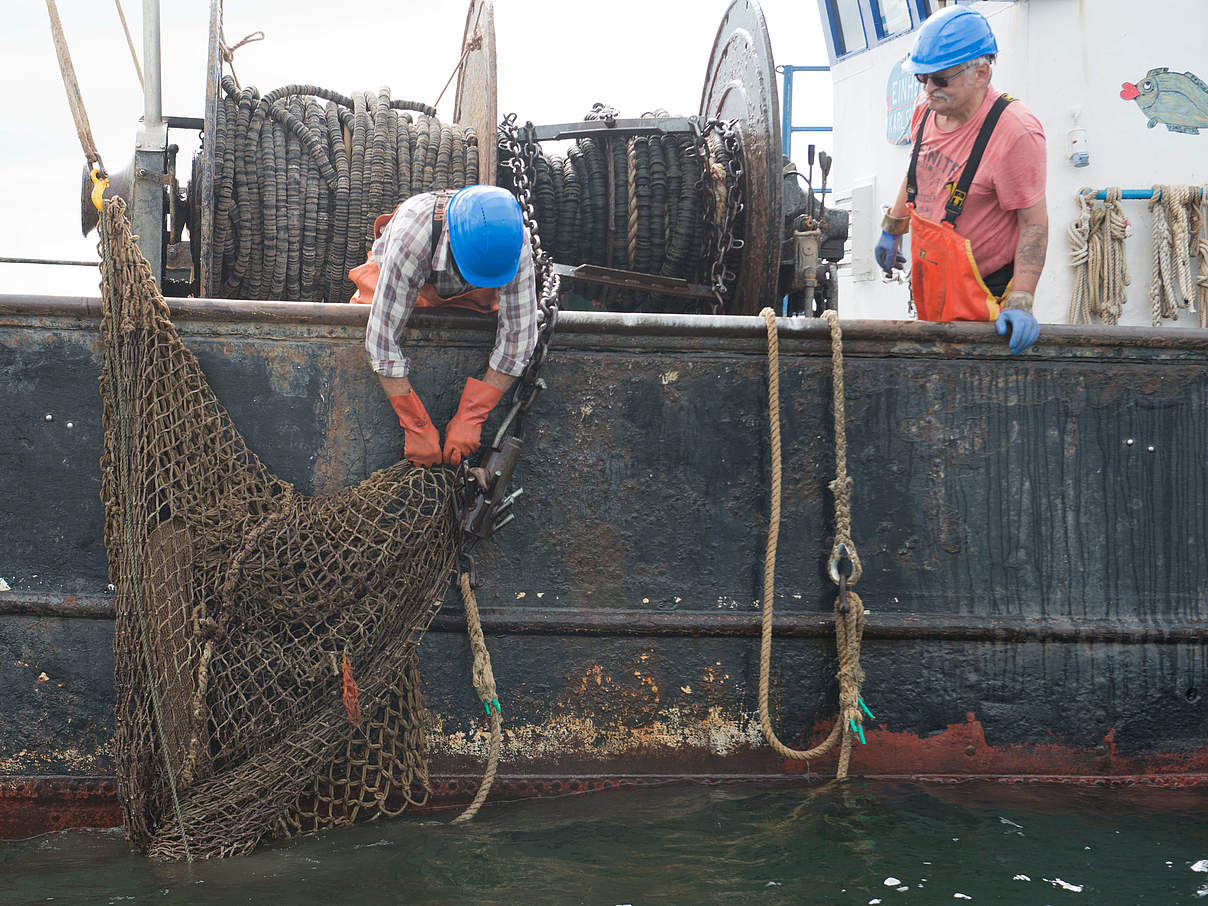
top-left (1068, 188), bottom-right (1131, 326)
top-left (1067, 190), bottom-right (1093, 324)
top-left (1168, 184), bottom-right (1194, 310)
top-left (1149, 186), bottom-right (1179, 326)
top-left (1192, 187), bottom-right (1208, 328)
top-left (1101, 188), bottom-right (1132, 324)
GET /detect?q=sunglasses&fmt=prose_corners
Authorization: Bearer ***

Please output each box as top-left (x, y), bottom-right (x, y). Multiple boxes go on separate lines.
top-left (915, 63), bottom-right (973, 88)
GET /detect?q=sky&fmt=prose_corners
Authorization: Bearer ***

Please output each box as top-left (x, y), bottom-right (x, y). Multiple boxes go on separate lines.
top-left (1, 0), bottom-right (831, 297)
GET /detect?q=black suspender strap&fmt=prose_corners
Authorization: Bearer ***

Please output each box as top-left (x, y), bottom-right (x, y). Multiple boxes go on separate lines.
top-left (430, 189), bottom-right (457, 260)
top-left (905, 94), bottom-right (1015, 225)
top-left (906, 108), bottom-right (930, 208)
top-left (943, 94), bottom-right (1013, 225)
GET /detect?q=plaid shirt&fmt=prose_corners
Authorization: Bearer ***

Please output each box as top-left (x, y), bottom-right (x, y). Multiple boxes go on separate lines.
top-left (364, 192), bottom-right (538, 378)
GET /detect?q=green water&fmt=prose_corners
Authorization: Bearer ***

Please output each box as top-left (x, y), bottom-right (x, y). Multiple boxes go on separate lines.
top-left (3, 781), bottom-right (1207, 905)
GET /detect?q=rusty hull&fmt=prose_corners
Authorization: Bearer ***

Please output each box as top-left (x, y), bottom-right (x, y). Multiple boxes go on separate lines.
top-left (1, 295), bottom-right (1206, 838)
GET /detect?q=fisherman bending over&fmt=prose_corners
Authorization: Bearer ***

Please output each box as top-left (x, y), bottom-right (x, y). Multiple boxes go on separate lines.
top-left (357, 187), bottom-right (538, 466)
top-left (876, 6), bottom-right (1046, 354)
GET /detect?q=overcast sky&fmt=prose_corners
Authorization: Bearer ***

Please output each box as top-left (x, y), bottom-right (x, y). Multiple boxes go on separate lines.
top-left (1, 0), bottom-right (831, 297)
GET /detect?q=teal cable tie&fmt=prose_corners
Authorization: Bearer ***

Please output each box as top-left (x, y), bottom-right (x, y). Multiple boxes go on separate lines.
top-left (858, 697), bottom-right (875, 720)
top-left (849, 718), bottom-right (866, 745)
top-left (491, 697), bottom-right (502, 715)
top-left (483, 701), bottom-right (491, 716)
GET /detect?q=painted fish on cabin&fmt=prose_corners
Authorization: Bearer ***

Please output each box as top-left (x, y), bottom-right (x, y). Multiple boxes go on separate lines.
top-left (1120, 67), bottom-right (1208, 134)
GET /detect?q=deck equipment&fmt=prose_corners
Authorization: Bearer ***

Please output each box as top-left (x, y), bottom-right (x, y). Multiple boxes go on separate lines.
top-left (76, 0), bottom-right (844, 315)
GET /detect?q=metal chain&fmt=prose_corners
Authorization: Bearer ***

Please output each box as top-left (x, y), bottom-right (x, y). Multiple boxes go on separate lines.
top-left (454, 116), bottom-right (564, 552)
top-left (695, 118), bottom-right (745, 314)
top-left (498, 113), bottom-right (561, 427)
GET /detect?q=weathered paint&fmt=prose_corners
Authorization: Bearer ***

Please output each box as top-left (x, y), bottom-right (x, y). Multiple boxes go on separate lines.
top-left (1, 296), bottom-right (1206, 838)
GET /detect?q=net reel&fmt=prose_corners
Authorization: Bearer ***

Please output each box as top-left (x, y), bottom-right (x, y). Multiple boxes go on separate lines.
top-left (89, 0), bottom-right (843, 315)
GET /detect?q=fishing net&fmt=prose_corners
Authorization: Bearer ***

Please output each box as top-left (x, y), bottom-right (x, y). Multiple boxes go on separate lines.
top-left (98, 197), bottom-right (459, 860)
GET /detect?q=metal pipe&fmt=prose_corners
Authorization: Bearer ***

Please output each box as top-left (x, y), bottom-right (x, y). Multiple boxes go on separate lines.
top-left (5, 293), bottom-right (1208, 351)
top-left (1091, 189), bottom-right (1156, 200)
top-left (4, 591), bottom-right (1205, 644)
top-left (141, 0), bottom-right (162, 129)
top-left (0, 256), bottom-right (97, 267)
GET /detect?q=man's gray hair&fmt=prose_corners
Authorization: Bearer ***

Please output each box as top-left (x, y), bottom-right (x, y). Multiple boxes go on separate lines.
top-left (969, 54), bottom-right (996, 71)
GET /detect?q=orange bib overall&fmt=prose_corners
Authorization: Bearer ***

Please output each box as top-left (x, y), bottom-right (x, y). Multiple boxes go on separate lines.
top-left (907, 95), bottom-right (1013, 322)
top-left (349, 192), bottom-right (498, 314)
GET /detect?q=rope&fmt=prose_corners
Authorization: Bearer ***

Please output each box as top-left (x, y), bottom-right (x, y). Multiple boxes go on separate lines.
top-left (219, 29), bottom-right (264, 90)
top-left (1067, 190), bottom-right (1093, 324)
top-left (112, 0), bottom-right (143, 89)
top-left (756, 308), bottom-right (866, 780)
top-left (1191, 187), bottom-right (1208, 327)
top-left (43, 0), bottom-right (105, 174)
top-left (1169, 184), bottom-right (1194, 307)
top-left (1069, 188), bottom-right (1132, 326)
top-left (1100, 188), bottom-right (1132, 325)
top-left (449, 572), bottom-right (502, 824)
top-left (1150, 186), bottom-right (1180, 325)
top-left (433, 29), bottom-right (482, 110)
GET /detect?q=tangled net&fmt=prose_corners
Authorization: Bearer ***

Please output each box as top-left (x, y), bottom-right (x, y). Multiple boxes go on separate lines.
top-left (100, 197), bottom-right (459, 860)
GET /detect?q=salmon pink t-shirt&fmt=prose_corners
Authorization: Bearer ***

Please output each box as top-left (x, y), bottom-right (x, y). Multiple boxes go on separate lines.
top-left (909, 87), bottom-right (1046, 277)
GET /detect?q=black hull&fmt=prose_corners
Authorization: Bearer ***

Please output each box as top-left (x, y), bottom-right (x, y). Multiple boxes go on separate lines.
top-left (1, 295), bottom-right (1205, 837)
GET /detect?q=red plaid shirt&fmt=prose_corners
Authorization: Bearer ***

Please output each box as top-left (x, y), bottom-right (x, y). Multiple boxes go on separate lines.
top-left (364, 192), bottom-right (538, 378)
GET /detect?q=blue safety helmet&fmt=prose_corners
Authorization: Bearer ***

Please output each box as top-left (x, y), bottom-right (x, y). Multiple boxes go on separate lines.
top-left (446, 185), bottom-right (526, 288)
top-left (901, 6), bottom-right (997, 75)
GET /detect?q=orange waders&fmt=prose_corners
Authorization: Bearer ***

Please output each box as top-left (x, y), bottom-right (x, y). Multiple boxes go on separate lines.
top-left (348, 191), bottom-right (499, 314)
top-left (907, 95), bottom-right (1014, 322)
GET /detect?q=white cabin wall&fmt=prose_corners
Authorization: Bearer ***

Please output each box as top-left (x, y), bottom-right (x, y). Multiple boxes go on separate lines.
top-left (830, 0), bottom-right (1208, 327)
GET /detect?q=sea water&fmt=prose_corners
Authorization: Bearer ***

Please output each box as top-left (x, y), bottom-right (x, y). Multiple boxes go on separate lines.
top-left (2, 780), bottom-right (1206, 905)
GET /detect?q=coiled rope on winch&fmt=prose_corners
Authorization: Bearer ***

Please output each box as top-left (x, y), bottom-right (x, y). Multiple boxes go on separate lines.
top-left (208, 77), bottom-right (478, 302)
top-left (757, 308), bottom-right (867, 780)
top-left (496, 106), bottom-right (739, 314)
top-left (208, 88), bottom-right (740, 311)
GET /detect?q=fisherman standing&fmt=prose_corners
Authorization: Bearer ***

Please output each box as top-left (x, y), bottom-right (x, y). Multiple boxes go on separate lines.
top-left (876, 6), bottom-right (1046, 354)
top-left (358, 186), bottom-right (538, 467)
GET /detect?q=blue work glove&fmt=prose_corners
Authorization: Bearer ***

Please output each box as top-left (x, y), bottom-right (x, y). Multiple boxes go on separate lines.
top-left (995, 308), bottom-right (1040, 355)
top-left (874, 230), bottom-right (905, 275)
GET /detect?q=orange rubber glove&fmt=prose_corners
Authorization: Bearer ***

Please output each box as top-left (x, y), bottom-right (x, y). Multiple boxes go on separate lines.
top-left (442, 378), bottom-right (505, 466)
top-left (389, 391), bottom-right (442, 467)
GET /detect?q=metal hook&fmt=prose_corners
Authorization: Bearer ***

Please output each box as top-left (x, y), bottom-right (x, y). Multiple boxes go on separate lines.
top-left (827, 541), bottom-right (852, 584)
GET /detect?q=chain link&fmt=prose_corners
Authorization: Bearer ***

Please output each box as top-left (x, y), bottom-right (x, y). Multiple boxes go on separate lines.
top-left (497, 113), bottom-right (562, 423)
top-left (694, 118), bottom-right (745, 315)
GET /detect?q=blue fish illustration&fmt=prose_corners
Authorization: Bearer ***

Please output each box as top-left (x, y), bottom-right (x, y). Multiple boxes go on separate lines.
top-left (1121, 67), bottom-right (1208, 134)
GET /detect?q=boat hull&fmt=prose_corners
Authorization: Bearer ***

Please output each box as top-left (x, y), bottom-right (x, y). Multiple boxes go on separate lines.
top-left (2, 296), bottom-right (1206, 837)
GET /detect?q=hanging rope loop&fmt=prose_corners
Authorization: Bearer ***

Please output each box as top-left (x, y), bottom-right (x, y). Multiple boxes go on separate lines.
top-left (219, 29), bottom-right (265, 89)
top-left (755, 308), bottom-right (868, 780)
top-left (449, 572), bottom-right (503, 825)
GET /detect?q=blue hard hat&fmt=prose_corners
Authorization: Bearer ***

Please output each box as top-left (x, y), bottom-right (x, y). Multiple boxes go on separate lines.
top-left (901, 6), bottom-right (997, 75)
top-left (446, 185), bottom-right (526, 288)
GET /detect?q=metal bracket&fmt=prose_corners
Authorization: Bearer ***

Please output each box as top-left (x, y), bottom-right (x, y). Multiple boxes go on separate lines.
top-left (550, 263), bottom-right (715, 300)
top-left (526, 116), bottom-right (700, 143)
